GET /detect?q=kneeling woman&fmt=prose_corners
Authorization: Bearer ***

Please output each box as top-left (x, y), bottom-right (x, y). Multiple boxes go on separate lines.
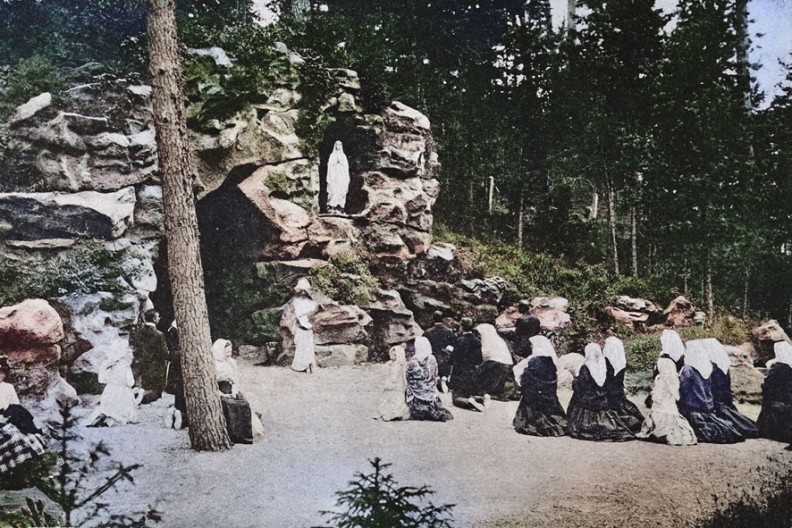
top-left (757, 342), bottom-right (792, 443)
top-left (567, 343), bottom-right (635, 441)
top-left (678, 340), bottom-right (744, 444)
top-left (405, 337), bottom-right (453, 422)
top-left (705, 338), bottom-right (758, 438)
top-left (513, 336), bottom-right (567, 436)
top-left (603, 337), bottom-right (644, 434)
top-left (213, 339), bottom-right (264, 444)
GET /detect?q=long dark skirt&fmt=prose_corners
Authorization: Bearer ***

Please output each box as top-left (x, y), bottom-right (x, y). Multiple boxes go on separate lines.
top-left (714, 404), bottom-right (758, 438)
top-left (513, 397), bottom-right (567, 437)
top-left (758, 402), bottom-right (792, 443)
top-left (476, 361), bottom-right (512, 397)
top-left (681, 409), bottom-right (745, 444)
top-left (1, 405), bottom-right (42, 436)
top-left (566, 407), bottom-right (635, 442)
top-left (408, 397), bottom-right (453, 422)
top-left (220, 393), bottom-right (253, 444)
top-left (612, 399), bottom-right (645, 435)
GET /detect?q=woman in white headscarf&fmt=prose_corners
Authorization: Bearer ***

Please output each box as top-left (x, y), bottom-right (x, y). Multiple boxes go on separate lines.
top-left (513, 336), bottom-right (567, 437)
top-left (603, 337), bottom-right (644, 433)
top-left (212, 339), bottom-right (264, 444)
top-left (678, 339), bottom-right (744, 444)
top-left (326, 140), bottom-right (350, 213)
top-left (637, 355), bottom-right (697, 446)
top-left (567, 343), bottom-right (635, 441)
top-left (757, 341), bottom-right (792, 442)
top-left (646, 329), bottom-right (688, 409)
top-left (475, 323), bottom-right (514, 400)
top-left (377, 344), bottom-right (411, 421)
top-left (289, 278), bottom-right (319, 373)
top-left (405, 337), bottom-right (453, 422)
top-left (704, 338), bottom-right (758, 438)
top-left (85, 350), bottom-right (139, 427)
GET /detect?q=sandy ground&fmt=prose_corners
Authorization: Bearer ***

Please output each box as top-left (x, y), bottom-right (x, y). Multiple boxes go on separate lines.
top-left (19, 361), bottom-right (792, 528)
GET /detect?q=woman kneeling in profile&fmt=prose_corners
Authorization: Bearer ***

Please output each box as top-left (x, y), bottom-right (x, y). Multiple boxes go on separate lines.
top-left (405, 337), bottom-right (453, 422)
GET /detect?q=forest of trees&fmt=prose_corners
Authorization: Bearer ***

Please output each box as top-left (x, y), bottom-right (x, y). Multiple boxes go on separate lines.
top-left (1, 0), bottom-right (791, 324)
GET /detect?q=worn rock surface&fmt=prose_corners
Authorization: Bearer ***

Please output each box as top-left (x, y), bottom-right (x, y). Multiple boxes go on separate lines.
top-left (751, 319), bottom-right (792, 365)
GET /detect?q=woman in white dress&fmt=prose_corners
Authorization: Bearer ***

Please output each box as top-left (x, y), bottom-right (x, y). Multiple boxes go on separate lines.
top-left (638, 356), bottom-right (697, 446)
top-left (326, 140), bottom-right (350, 213)
top-left (86, 351), bottom-right (139, 427)
top-left (290, 278), bottom-right (319, 373)
top-left (377, 344), bottom-right (411, 421)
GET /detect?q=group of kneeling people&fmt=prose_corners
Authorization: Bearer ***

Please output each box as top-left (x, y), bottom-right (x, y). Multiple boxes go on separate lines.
top-left (380, 311), bottom-right (792, 446)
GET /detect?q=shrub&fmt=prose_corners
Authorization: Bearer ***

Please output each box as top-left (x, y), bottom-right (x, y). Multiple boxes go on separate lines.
top-left (310, 252), bottom-right (378, 306)
top-left (624, 333), bottom-right (662, 373)
top-left (0, 56), bottom-right (65, 120)
top-left (321, 458), bottom-right (455, 528)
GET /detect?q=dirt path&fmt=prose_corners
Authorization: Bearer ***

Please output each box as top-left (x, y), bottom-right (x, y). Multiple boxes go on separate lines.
top-left (76, 362), bottom-right (790, 528)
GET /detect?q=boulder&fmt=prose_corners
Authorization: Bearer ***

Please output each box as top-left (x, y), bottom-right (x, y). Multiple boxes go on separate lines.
top-left (663, 296), bottom-right (700, 328)
top-left (725, 343), bottom-right (756, 368)
top-left (730, 365), bottom-right (764, 404)
top-left (458, 277), bottom-right (508, 306)
top-left (407, 243), bottom-right (463, 283)
top-left (556, 353), bottom-right (585, 390)
top-left (751, 319), bottom-right (791, 365)
top-left (315, 344), bottom-right (368, 367)
top-left (0, 299), bottom-right (64, 348)
top-left (604, 306), bottom-right (649, 325)
top-left (0, 187), bottom-right (136, 241)
top-left (605, 295), bottom-right (662, 328)
top-left (365, 289), bottom-right (422, 359)
top-left (496, 296), bottom-right (571, 334)
top-left (312, 304), bottom-right (372, 345)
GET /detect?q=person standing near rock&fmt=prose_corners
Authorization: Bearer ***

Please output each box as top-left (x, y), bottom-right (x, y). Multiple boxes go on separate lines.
top-left (326, 140), bottom-right (350, 213)
top-left (422, 311), bottom-right (456, 393)
top-left (130, 310), bottom-right (170, 404)
top-left (289, 278), bottom-right (319, 373)
top-left (449, 318), bottom-right (486, 412)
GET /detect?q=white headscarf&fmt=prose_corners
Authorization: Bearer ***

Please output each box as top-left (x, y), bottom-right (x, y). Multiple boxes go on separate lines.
top-left (703, 338), bottom-right (731, 374)
top-left (475, 323), bottom-right (513, 365)
top-left (413, 337), bottom-right (432, 362)
top-left (768, 341), bottom-right (792, 368)
top-left (212, 339), bottom-right (232, 361)
top-left (529, 336), bottom-right (557, 360)
top-left (603, 336), bottom-right (627, 375)
top-left (580, 343), bottom-right (607, 386)
top-left (684, 339), bottom-right (713, 379)
top-left (660, 329), bottom-right (686, 362)
top-left (212, 339), bottom-right (238, 386)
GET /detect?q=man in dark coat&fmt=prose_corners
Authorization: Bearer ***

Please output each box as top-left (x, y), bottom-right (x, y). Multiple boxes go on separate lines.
top-left (449, 318), bottom-right (485, 412)
top-left (422, 311), bottom-right (457, 392)
top-left (130, 310), bottom-right (170, 404)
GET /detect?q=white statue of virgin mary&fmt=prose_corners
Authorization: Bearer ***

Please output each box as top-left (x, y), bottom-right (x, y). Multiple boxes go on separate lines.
top-left (326, 140), bottom-right (350, 212)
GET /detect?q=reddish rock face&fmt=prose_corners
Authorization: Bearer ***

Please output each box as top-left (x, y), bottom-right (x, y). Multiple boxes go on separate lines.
top-left (0, 299), bottom-right (65, 349)
top-left (751, 319), bottom-right (792, 365)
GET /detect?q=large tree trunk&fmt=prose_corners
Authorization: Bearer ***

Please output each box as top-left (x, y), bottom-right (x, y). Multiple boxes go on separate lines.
top-left (706, 252), bottom-right (714, 318)
top-left (148, 0), bottom-right (231, 451)
top-left (517, 190), bottom-right (524, 247)
top-left (734, 0), bottom-right (751, 109)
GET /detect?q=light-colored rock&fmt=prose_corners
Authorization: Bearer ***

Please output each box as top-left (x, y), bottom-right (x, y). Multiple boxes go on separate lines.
top-left (336, 92), bottom-right (359, 113)
top-left (134, 185), bottom-right (163, 229)
top-left (558, 352), bottom-right (585, 374)
top-left (533, 307), bottom-right (572, 332)
top-left (0, 187), bottom-right (136, 240)
top-left (604, 306), bottom-right (649, 325)
top-left (730, 365), bottom-right (764, 404)
top-left (725, 343), bottom-right (755, 368)
top-left (458, 277), bottom-right (508, 306)
top-left (8, 92), bottom-right (52, 125)
top-left (530, 296), bottom-right (570, 313)
top-left (6, 239), bottom-right (76, 249)
top-left (315, 344), bottom-right (368, 367)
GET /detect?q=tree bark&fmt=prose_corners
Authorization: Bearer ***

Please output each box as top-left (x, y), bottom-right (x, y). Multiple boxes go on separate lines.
top-left (606, 176), bottom-right (619, 275)
top-left (742, 267), bottom-right (750, 319)
top-left (148, 0), bottom-right (231, 451)
top-left (517, 190), bottom-right (524, 247)
top-left (566, 0), bottom-right (576, 34)
top-left (630, 205), bottom-right (638, 278)
top-left (706, 252), bottom-right (714, 318)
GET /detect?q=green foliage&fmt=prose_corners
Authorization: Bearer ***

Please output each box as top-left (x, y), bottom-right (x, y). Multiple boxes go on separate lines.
top-left (310, 252), bottom-right (378, 306)
top-left (0, 402), bottom-right (159, 528)
top-left (206, 261), bottom-right (295, 346)
top-left (0, 56), bottom-right (65, 119)
top-left (678, 316), bottom-right (750, 346)
top-left (623, 333), bottom-right (662, 373)
top-left (321, 457), bottom-right (455, 528)
top-left (0, 241), bottom-right (135, 306)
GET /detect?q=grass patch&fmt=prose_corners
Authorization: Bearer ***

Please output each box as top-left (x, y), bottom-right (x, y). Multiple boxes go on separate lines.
top-left (310, 251), bottom-right (378, 306)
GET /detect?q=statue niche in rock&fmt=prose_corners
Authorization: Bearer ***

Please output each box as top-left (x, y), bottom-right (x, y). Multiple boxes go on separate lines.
top-left (326, 140), bottom-right (350, 214)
